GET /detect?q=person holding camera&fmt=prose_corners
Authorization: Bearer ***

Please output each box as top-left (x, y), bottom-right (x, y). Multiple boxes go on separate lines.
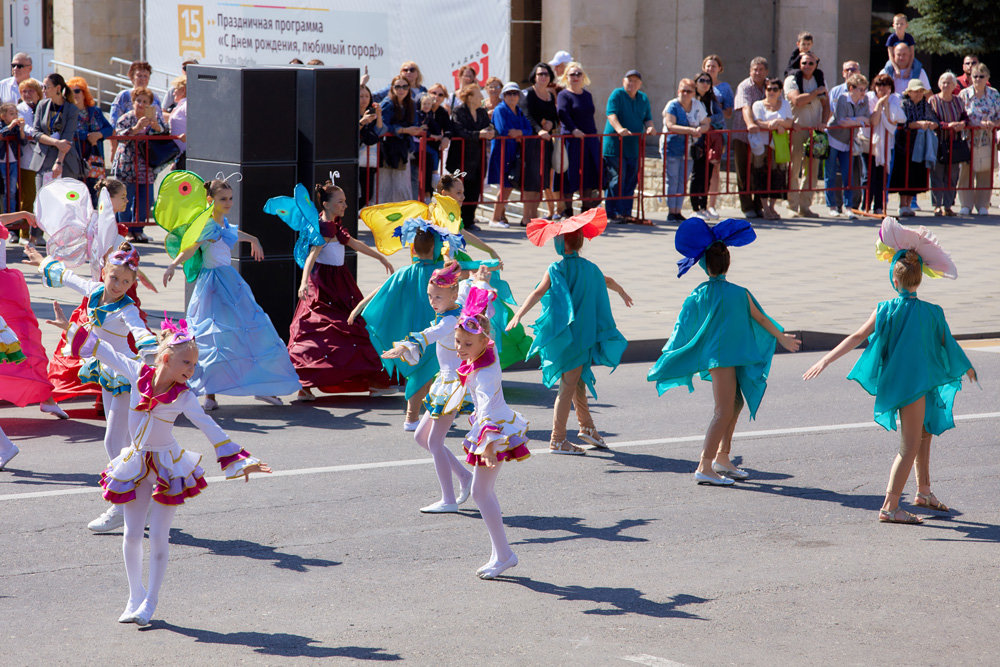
top-left (110, 87), bottom-right (167, 243)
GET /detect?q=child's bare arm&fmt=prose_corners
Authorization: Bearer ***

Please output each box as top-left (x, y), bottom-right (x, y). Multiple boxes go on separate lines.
top-left (604, 275), bottom-right (634, 307)
top-left (803, 308), bottom-right (877, 379)
top-left (507, 272), bottom-right (551, 331)
top-left (348, 286), bottom-right (381, 325)
top-left (748, 294), bottom-right (800, 352)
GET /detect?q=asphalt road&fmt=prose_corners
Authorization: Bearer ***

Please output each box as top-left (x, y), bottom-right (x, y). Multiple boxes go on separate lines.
top-left (2, 348), bottom-right (998, 665)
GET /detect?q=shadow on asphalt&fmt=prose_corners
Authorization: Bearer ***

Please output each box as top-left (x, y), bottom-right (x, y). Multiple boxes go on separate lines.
top-left (198, 403), bottom-right (390, 434)
top-left (2, 468), bottom-right (101, 487)
top-left (504, 514), bottom-right (653, 545)
top-left (169, 529), bottom-right (341, 572)
top-left (0, 415), bottom-right (105, 442)
top-left (499, 576), bottom-right (710, 619)
top-left (920, 516), bottom-right (1000, 543)
top-left (140, 621), bottom-right (402, 660)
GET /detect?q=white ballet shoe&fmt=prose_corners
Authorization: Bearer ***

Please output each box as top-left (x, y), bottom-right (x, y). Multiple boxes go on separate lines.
top-left (202, 397), bottom-right (219, 411)
top-left (254, 395), bottom-right (282, 406)
top-left (132, 600), bottom-right (155, 626)
top-left (456, 478), bottom-right (472, 506)
top-left (476, 559), bottom-right (498, 576)
top-left (712, 462), bottom-right (750, 480)
top-left (118, 598), bottom-right (144, 623)
top-left (694, 471), bottom-right (734, 486)
top-left (420, 500), bottom-right (459, 514)
top-left (402, 420), bottom-right (419, 432)
top-left (478, 553), bottom-right (518, 579)
top-left (39, 401), bottom-right (69, 419)
top-left (0, 445), bottom-right (19, 471)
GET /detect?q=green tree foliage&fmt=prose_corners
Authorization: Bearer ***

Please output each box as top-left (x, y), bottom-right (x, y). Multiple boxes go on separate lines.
top-left (908, 0), bottom-right (1000, 54)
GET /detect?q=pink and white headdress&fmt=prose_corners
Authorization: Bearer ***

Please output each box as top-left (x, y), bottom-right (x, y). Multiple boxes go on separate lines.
top-left (108, 246), bottom-right (140, 271)
top-left (457, 285), bottom-right (495, 335)
top-left (875, 217), bottom-right (957, 280)
top-left (161, 315), bottom-right (194, 345)
top-left (429, 260), bottom-right (461, 288)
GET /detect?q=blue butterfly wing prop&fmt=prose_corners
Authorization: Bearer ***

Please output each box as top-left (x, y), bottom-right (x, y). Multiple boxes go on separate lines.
top-left (263, 184), bottom-right (324, 268)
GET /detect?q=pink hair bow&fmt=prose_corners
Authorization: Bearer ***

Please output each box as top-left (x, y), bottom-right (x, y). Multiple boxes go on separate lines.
top-left (162, 315), bottom-right (194, 345)
top-left (458, 285), bottom-right (495, 335)
top-left (429, 261), bottom-right (461, 288)
top-left (108, 247), bottom-right (140, 270)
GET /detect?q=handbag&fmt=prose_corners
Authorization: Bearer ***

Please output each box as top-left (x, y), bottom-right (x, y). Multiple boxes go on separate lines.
top-left (803, 129), bottom-right (829, 160)
top-left (771, 131), bottom-right (791, 164)
top-left (690, 136), bottom-right (707, 162)
top-left (937, 131), bottom-right (971, 165)
top-left (145, 137), bottom-right (180, 170)
top-left (85, 154), bottom-right (105, 180)
top-left (551, 136), bottom-right (569, 174)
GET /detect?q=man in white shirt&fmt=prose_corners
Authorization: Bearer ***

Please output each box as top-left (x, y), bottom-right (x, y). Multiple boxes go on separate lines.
top-left (783, 52), bottom-right (829, 217)
top-left (0, 53), bottom-right (32, 104)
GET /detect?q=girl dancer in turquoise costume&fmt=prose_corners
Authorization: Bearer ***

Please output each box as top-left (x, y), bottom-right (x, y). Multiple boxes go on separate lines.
top-left (381, 261), bottom-right (479, 513)
top-left (647, 217), bottom-right (800, 486)
top-left (162, 177), bottom-right (301, 410)
top-left (350, 219), bottom-right (463, 430)
top-left (453, 282), bottom-right (530, 579)
top-left (508, 208), bottom-right (631, 455)
top-left (804, 218), bottom-right (975, 524)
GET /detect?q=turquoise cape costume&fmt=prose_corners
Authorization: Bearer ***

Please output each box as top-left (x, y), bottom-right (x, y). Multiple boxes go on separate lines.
top-left (360, 219), bottom-right (464, 399)
top-left (524, 208), bottom-right (627, 396)
top-left (846, 218), bottom-right (971, 434)
top-left (646, 217), bottom-right (780, 419)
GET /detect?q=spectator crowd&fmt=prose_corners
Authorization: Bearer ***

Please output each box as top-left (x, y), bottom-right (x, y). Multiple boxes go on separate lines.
top-left (1, 13), bottom-right (998, 246)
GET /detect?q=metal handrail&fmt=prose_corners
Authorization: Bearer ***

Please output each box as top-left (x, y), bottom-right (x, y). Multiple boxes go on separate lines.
top-left (49, 59), bottom-right (170, 113)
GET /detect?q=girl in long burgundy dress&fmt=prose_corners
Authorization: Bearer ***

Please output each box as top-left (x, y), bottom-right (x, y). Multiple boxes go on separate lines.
top-left (268, 181), bottom-right (395, 400)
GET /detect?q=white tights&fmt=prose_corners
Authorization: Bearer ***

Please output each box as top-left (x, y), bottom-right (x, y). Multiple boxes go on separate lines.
top-left (471, 462), bottom-right (513, 566)
top-left (121, 476), bottom-right (177, 617)
top-left (102, 388), bottom-right (131, 461)
top-left (413, 412), bottom-right (472, 504)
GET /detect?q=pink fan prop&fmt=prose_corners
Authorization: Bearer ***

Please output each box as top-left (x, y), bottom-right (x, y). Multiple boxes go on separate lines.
top-left (878, 217), bottom-right (957, 279)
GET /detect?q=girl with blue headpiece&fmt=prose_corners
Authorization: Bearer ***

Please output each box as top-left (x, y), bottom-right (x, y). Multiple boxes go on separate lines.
top-left (163, 177), bottom-right (301, 411)
top-left (508, 208), bottom-right (632, 455)
top-left (349, 218), bottom-right (465, 429)
top-left (804, 217), bottom-right (975, 524)
top-left (265, 180), bottom-right (394, 400)
top-left (648, 217), bottom-right (800, 486)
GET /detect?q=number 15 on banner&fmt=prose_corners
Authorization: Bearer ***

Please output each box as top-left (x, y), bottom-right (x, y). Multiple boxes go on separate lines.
top-left (178, 5), bottom-right (206, 59)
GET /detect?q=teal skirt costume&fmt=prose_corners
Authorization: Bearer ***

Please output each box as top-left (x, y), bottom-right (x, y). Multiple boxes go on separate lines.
top-left (526, 252), bottom-right (627, 396)
top-left (647, 275), bottom-right (780, 419)
top-left (847, 293), bottom-right (972, 435)
top-left (362, 258), bottom-right (442, 399)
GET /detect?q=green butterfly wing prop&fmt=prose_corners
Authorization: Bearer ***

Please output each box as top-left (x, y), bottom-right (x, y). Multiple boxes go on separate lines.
top-left (153, 170), bottom-right (212, 282)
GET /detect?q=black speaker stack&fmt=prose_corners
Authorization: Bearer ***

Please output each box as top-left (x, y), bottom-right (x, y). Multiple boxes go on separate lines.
top-left (186, 65), bottom-right (359, 340)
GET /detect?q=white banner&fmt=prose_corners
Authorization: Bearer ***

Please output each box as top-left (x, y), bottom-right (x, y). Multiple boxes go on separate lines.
top-left (146, 0), bottom-right (510, 92)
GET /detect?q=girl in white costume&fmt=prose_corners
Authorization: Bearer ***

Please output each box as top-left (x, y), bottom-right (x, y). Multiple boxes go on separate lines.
top-left (48, 304), bottom-right (271, 626)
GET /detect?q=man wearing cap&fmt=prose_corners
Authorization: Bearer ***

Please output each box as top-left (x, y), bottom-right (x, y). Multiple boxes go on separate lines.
top-left (602, 69), bottom-right (655, 223)
top-left (549, 50), bottom-right (573, 80)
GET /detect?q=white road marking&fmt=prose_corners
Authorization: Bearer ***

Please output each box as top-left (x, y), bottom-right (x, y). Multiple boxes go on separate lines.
top-left (622, 654), bottom-right (688, 666)
top-left (2, 412), bottom-right (998, 503)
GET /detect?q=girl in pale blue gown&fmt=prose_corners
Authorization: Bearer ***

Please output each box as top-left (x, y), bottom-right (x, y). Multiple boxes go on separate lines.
top-left (804, 218), bottom-right (976, 524)
top-left (163, 178), bottom-right (300, 410)
top-left (648, 218), bottom-right (800, 485)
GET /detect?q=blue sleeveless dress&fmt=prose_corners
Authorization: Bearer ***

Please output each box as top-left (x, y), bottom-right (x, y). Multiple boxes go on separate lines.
top-left (185, 218), bottom-right (301, 397)
top-left (847, 291), bottom-right (972, 434)
top-left (647, 274), bottom-right (780, 419)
